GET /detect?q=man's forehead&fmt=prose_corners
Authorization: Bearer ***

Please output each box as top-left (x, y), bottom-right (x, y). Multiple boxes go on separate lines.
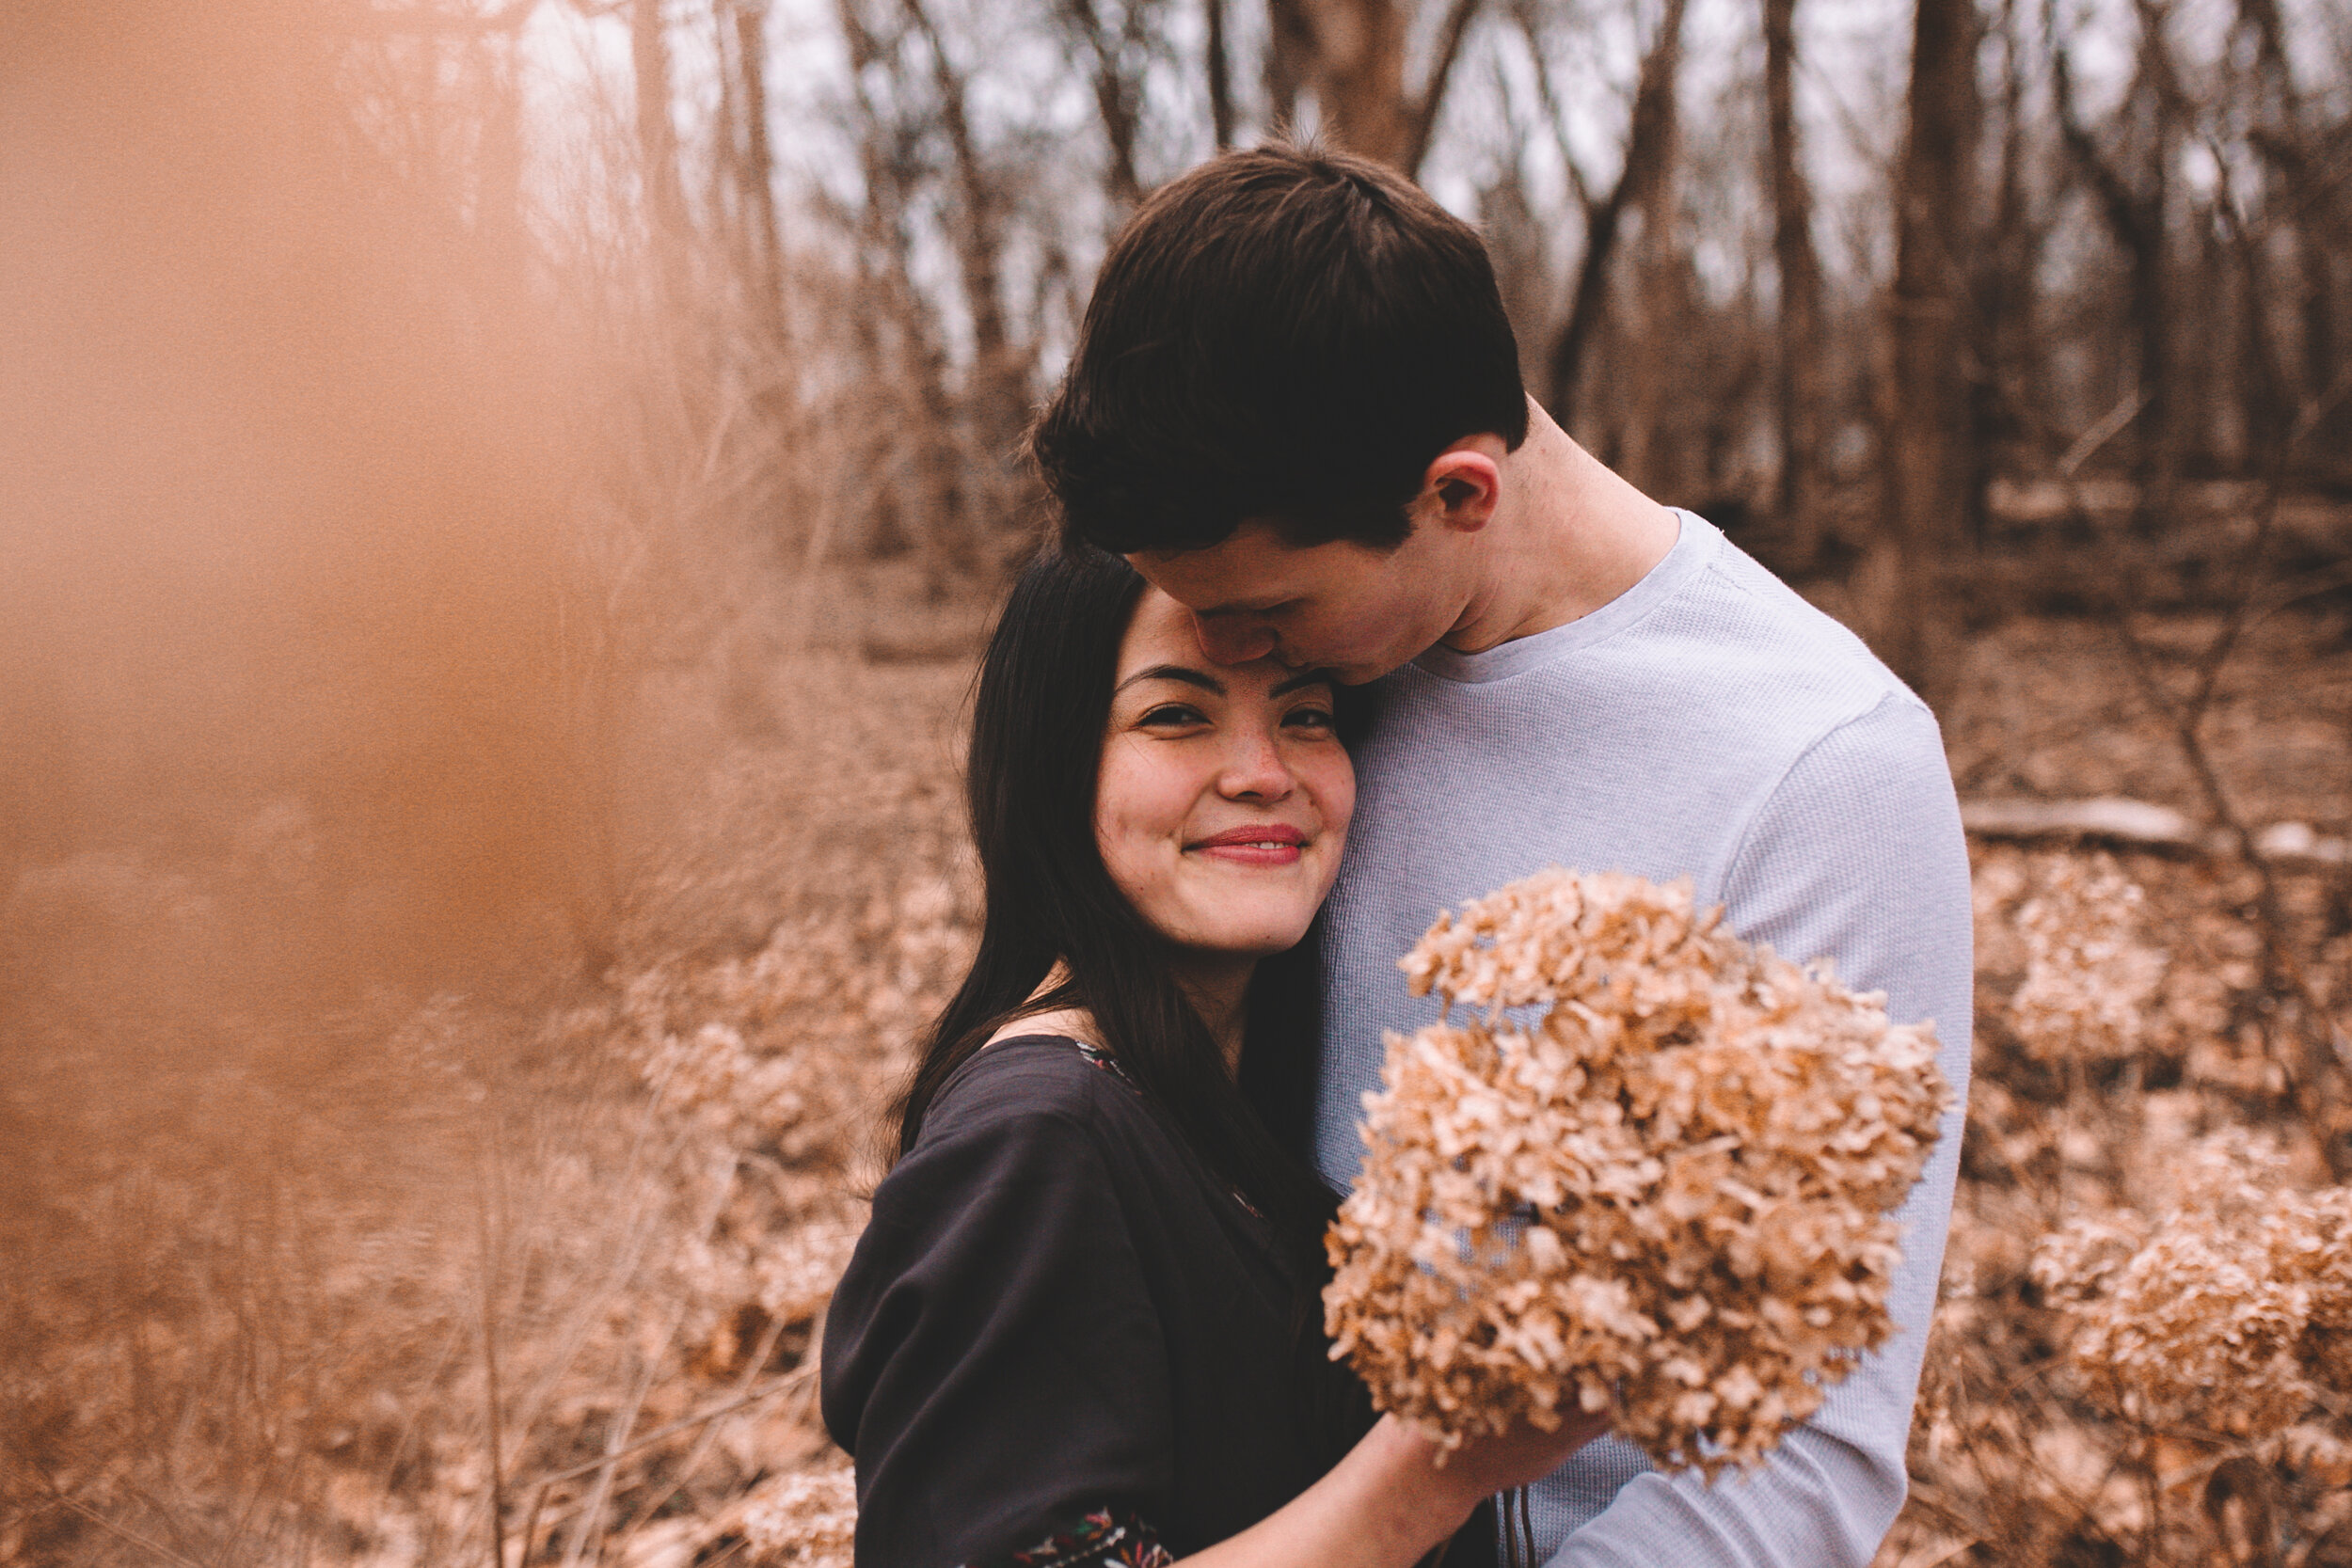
top-left (1129, 522), bottom-right (1332, 610)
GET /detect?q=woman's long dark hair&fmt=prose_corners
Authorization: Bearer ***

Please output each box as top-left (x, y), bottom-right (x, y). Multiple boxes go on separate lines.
top-left (895, 541), bottom-right (1344, 1316)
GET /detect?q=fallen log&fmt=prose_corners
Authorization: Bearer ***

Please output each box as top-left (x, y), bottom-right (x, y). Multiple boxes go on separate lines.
top-left (1959, 797), bottom-right (2349, 868)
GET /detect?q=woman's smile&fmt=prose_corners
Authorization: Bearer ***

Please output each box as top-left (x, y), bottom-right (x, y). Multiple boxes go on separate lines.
top-left (1185, 822), bottom-right (1310, 865)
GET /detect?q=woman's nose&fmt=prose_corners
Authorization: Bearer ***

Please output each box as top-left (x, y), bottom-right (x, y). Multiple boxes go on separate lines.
top-left (1217, 726), bottom-right (1295, 800)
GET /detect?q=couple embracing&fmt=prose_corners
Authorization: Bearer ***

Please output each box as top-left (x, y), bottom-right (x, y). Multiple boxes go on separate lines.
top-left (820, 143), bottom-right (1973, 1568)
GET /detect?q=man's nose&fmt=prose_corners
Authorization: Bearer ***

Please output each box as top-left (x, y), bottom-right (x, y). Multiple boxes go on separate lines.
top-left (1192, 613), bottom-right (1279, 665)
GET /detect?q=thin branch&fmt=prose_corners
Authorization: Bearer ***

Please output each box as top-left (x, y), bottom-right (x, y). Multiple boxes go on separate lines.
top-left (474, 1150), bottom-right (510, 1568)
top-left (2056, 388), bottom-right (2149, 478)
top-left (1401, 0), bottom-right (1486, 175)
top-left (516, 1361), bottom-right (819, 1540)
top-left (1510, 0), bottom-right (1597, 210)
top-left (2100, 368), bottom-right (2352, 1148)
top-left (9, 1474), bottom-right (212, 1568)
top-left (610, 1308), bottom-right (797, 1556)
top-left (1206, 0), bottom-right (1234, 148)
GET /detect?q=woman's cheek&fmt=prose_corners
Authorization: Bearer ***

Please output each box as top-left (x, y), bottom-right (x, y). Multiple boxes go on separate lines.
top-left (1305, 746), bottom-right (1356, 839)
top-left (1094, 800), bottom-right (1174, 917)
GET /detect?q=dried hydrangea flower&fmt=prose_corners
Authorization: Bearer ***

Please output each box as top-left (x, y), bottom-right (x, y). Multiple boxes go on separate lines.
top-left (1326, 868), bottom-right (1951, 1478)
top-left (2033, 1129), bottom-right (2352, 1435)
top-left (2009, 852), bottom-right (2165, 1061)
top-left (740, 1461), bottom-right (857, 1566)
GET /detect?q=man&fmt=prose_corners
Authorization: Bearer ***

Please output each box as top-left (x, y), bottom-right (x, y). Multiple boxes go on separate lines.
top-left (1031, 142), bottom-right (1972, 1568)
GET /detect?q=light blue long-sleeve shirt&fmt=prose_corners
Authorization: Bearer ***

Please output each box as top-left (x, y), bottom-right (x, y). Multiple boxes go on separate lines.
top-left (1317, 512), bottom-right (1974, 1568)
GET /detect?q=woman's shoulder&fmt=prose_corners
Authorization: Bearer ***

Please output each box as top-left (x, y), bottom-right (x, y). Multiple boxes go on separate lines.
top-left (912, 1033), bottom-right (1154, 1156)
top-left (863, 1036), bottom-right (1168, 1249)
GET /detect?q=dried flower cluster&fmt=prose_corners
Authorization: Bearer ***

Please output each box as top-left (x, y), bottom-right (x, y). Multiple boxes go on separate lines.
top-left (2009, 852), bottom-right (2166, 1060)
top-left (1325, 868), bottom-right (1951, 1476)
top-left (2032, 1129), bottom-right (2352, 1434)
top-left (739, 1460), bottom-right (858, 1566)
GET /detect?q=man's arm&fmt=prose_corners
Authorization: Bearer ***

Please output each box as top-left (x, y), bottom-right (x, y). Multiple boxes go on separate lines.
top-left (1549, 691), bottom-right (1975, 1568)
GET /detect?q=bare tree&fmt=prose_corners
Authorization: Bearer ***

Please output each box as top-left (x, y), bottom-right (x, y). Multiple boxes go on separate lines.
top-left (1540, 0), bottom-right (1691, 430)
top-left (1050, 0), bottom-right (1158, 206)
top-left (1762, 0), bottom-right (1824, 553)
top-left (1876, 0), bottom-right (1980, 689)
top-left (722, 0), bottom-right (787, 343)
top-left (894, 0), bottom-right (1034, 468)
top-left (630, 0), bottom-right (691, 301)
top-left (834, 0), bottom-right (978, 591)
top-left (1264, 0), bottom-right (1321, 135)
top-left (1967, 0), bottom-right (2040, 541)
top-left (1263, 0), bottom-right (1486, 173)
top-left (2051, 0), bottom-right (2185, 511)
top-left (2234, 0), bottom-right (2347, 457)
top-left (1206, 0), bottom-right (1235, 147)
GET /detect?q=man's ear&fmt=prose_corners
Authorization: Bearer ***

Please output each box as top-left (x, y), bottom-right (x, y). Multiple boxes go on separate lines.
top-left (1421, 438), bottom-right (1505, 533)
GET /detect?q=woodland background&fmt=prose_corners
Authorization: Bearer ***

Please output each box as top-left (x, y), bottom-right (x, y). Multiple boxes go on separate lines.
top-left (2, 0), bottom-right (2349, 1563)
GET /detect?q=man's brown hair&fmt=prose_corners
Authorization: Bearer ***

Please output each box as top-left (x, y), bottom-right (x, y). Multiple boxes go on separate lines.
top-left (1031, 141), bottom-right (1528, 555)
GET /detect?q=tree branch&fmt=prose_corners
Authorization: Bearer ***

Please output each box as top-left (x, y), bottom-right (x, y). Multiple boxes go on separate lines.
top-left (1401, 0), bottom-right (1485, 175)
top-left (1206, 0), bottom-right (1234, 148)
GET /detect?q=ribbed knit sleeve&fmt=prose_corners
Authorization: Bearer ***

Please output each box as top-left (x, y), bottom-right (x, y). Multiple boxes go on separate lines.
top-left (1545, 692), bottom-right (1974, 1568)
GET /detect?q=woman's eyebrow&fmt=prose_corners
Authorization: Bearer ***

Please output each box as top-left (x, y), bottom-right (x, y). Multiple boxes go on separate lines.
top-left (1116, 663), bottom-right (1224, 695)
top-left (1270, 669), bottom-right (1338, 697)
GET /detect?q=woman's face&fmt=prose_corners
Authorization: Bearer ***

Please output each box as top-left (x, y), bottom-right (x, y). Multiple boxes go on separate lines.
top-left (1095, 589), bottom-right (1354, 960)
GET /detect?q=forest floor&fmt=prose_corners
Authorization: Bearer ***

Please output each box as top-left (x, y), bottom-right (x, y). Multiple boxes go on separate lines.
top-left (11, 562), bottom-right (2351, 1568)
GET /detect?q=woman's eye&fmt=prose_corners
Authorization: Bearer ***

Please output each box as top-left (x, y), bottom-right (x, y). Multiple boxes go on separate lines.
top-left (1284, 705), bottom-right (1336, 732)
top-left (1139, 704), bottom-right (1207, 727)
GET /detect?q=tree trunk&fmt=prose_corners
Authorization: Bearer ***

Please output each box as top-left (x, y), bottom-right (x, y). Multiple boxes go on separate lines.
top-left (1878, 0), bottom-right (1979, 693)
top-left (1762, 0), bottom-right (1823, 556)
top-left (1263, 0), bottom-right (1317, 135)
top-left (2237, 0), bottom-right (2347, 457)
top-left (1299, 0), bottom-right (1410, 164)
top-left (1206, 0), bottom-right (1234, 148)
top-left (1263, 0), bottom-right (1481, 174)
top-left (629, 0), bottom-right (689, 300)
top-left (1543, 0), bottom-right (1689, 430)
top-left (1966, 0), bottom-right (2030, 545)
top-left (2052, 2), bottom-right (2183, 514)
top-left (835, 0), bottom-right (977, 592)
top-left (1618, 38), bottom-right (1689, 499)
top-left (1054, 0), bottom-right (1146, 206)
top-left (731, 0), bottom-right (787, 341)
top-left (898, 0), bottom-right (1028, 470)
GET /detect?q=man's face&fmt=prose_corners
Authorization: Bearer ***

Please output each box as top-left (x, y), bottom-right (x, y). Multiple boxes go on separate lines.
top-left (1129, 516), bottom-right (1476, 685)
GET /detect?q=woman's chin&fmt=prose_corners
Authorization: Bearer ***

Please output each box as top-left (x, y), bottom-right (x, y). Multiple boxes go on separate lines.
top-left (1167, 916), bottom-right (1318, 960)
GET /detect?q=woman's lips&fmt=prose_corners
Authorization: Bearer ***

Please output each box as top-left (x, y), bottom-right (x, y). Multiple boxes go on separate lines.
top-left (1186, 824), bottom-right (1307, 866)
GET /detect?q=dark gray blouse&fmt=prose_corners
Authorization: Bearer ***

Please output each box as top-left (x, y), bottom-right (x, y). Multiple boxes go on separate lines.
top-left (823, 1033), bottom-right (1463, 1567)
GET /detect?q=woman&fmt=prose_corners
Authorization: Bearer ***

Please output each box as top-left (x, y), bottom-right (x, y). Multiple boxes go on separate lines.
top-left (821, 545), bottom-right (1591, 1566)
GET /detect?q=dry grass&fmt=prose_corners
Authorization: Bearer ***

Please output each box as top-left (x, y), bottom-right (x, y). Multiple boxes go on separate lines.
top-left (1, 612), bottom-right (983, 1568)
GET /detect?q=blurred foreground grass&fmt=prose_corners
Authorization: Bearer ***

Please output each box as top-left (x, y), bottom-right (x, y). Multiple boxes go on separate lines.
top-left (4, 569), bottom-right (985, 1568)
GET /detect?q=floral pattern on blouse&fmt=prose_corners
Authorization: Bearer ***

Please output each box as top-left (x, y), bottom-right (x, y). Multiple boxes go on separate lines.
top-left (974, 1509), bottom-right (1175, 1568)
top-left (1072, 1040), bottom-right (1140, 1093)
